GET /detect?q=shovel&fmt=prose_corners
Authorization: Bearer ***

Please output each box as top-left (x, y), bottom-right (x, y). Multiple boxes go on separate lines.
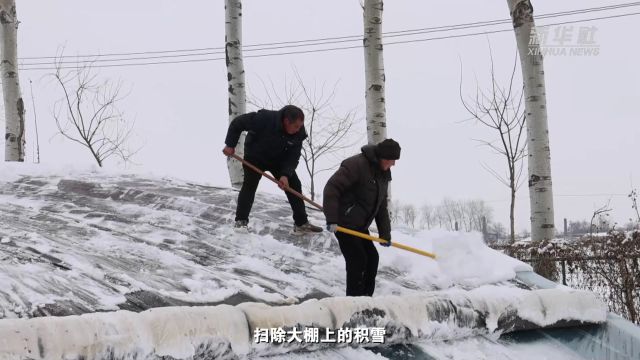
top-left (227, 153), bottom-right (436, 259)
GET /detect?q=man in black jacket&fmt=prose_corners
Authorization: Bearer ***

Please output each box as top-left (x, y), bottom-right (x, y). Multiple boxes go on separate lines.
top-left (223, 105), bottom-right (322, 234)
top-left (323, 139), bottom-right (401, 296)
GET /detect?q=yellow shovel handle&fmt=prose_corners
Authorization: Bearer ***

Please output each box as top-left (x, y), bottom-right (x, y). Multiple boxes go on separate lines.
top-left (336, 226), bottom-right (436, 259)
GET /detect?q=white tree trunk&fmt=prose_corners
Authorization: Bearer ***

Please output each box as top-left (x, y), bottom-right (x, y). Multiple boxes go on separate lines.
top-left (0, 0), bottom-right (25, 162)
top-left (363, 0), bottom-right (387, 145)
top-left (225, 0), bottom-right (246, 188)
top-left (507, 0), bottom-right (555, 241)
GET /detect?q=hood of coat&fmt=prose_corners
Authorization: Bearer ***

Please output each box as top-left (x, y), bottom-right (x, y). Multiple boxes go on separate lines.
top-left (361, 145), bottom-right (392, 181)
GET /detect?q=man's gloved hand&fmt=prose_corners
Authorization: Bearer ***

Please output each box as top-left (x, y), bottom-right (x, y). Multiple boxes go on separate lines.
top-left (380, 234), bottom-right (392, 247)
top-left (326, 224), bottom-right (338, 233)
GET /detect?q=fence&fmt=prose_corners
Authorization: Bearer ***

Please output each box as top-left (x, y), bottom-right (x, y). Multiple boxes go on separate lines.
top-left (491, 231), bottom-right (640, 324)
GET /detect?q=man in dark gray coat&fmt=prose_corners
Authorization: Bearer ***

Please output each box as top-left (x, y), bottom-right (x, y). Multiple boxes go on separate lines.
top-left (323, 139), bottom-right (401, 296)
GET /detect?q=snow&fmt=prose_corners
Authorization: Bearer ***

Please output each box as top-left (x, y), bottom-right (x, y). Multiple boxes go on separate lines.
top-left (0, 287), bottom-right (607, 359)
top-left (415, 335), bottom-right (585, 360)
top-left (0, 305), bottom-right (250, 359)
top-left (516, 288), bottom-right (608, 326)
top-left (0, 164), bottom-right (609, 358)
top-left (257, 336), bottom-right (588, 360)
top-left (265, 347), bottom-right (389, 359)
top-left (380, 228), bottom-right (532, 290)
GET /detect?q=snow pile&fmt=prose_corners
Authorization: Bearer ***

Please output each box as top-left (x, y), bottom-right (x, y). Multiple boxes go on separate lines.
top-left (379, 228), bottom-right (532, 290)
top-left (0, 287), bottom-right (606, 359)
top-left (515, 288), bottom-right (608, 327)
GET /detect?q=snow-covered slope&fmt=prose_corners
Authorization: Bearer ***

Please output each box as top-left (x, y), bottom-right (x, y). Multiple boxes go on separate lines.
top-left (0, 164), bottom-right (607, 359)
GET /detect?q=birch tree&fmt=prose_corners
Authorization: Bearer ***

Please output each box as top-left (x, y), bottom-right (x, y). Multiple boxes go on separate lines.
top-left (507, 0), bottom-right (555, 241)
top-left (225, 0), bottom-right (246, 188)
top-left (363, 0), bottom-right (387, 145)
top-left (0, 0), bottom-right (25, 161)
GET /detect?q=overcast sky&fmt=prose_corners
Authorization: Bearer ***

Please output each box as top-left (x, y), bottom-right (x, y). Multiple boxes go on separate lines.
top-left (5, 0), bottom-right (639, 232)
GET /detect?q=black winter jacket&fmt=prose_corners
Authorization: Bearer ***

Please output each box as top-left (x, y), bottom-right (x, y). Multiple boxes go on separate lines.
top-left (323, 145), bottom-right (392, 239)
top-left (224, 109), bottom-right (307, 177)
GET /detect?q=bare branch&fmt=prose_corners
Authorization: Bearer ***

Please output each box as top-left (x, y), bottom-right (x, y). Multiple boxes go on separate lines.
top-left (460, 48), bottom-right (526, 244)
top-left (251, 67), bottom-right (361, 200)
top-left (48, 51), bottom-right (139, 167)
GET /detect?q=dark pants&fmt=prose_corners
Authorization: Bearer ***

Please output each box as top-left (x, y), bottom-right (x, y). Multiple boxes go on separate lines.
top-left (235, 161), bottom-right (308, 226)
top-left (336, 230), bottom-right (379, 297)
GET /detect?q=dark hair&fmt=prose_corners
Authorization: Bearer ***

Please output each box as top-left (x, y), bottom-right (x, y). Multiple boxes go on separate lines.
top-left (280, 105), bottom-right (305, 123)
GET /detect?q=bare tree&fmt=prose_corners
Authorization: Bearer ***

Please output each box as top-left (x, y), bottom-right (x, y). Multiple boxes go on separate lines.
top-left (629, 188), bottom-right (639, 225)
top-left (437, 198), bottom-right (457, 230)
top-left (295, 76), bottom-right (358, 201)
top-left (225, 0), bottom-right (246, 189)
top-left (429, 199), bottom-right (493, 232)
top-left (507, 0), bottom-right (556, 241)
top-left (590, 201), bottom-right (612, 237)
top-left (51, 56), bottom-right (136, 167)
top-left (460, 51), bottom-right (526, 243)
top-left (568, 220), bottom-right (591, 235)
top-left (248, 71), bottom-right (359, 201)
top-left (488, 222), bottom-right (508, 243)
top-left (401, 204), bottom-right (416, 228)
top-left (28, 79), bottom-right (40, 163)
top-left (437, 198), bottom-right (461, 231)
top-left (0, 0), bottom-right (25, 161)
top-left (419, 204), bottom-right (435, 229)
top-left (389, 199), bottom-right (401, 224)
top-left (468, 199), bottom-right (493, 232)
